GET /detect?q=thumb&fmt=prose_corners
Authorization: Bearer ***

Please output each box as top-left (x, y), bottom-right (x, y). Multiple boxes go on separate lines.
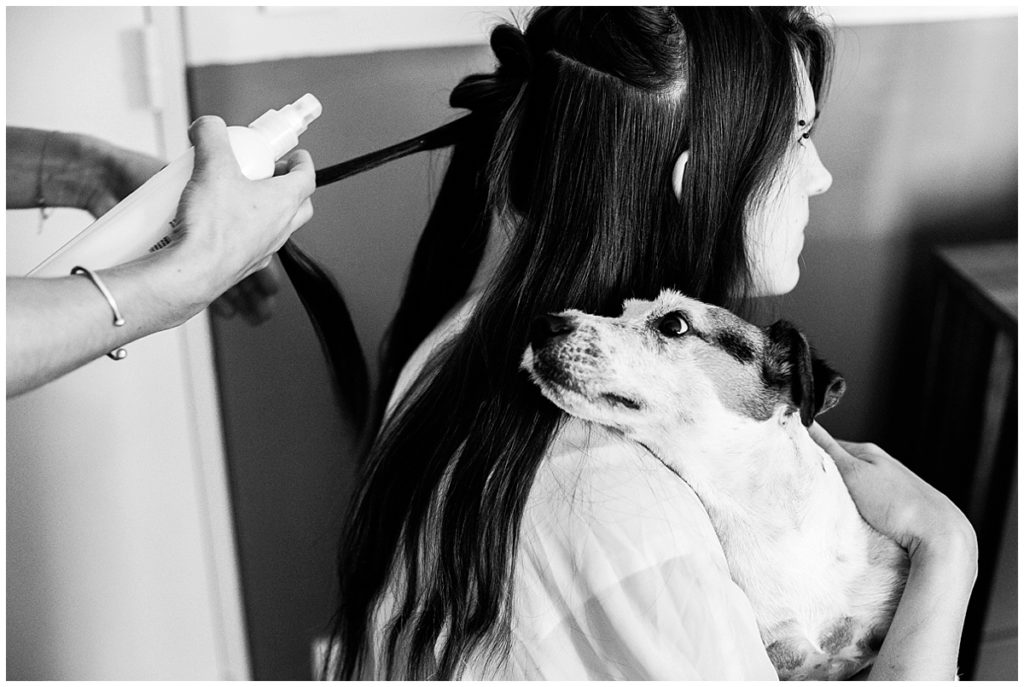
top-left (808, 422), bottom-right (859, 477)
top-left (271, 148), bottom-right (316, 198)
top-left (808, 421), bottom-right (843, 457)
top-left (188, 116), bottom-right (239, 179)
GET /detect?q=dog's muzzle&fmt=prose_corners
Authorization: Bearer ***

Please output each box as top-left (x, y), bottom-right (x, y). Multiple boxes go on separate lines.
top-left (529, 314), bottom-right (576, 350)
top-left (526, 316), bottom-right (642, 413)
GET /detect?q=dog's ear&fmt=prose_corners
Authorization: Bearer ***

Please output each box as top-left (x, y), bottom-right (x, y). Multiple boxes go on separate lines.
top-left (764, 321), bottom-right (845, 426)
top-left (811, 355), bottom-right (846, 418)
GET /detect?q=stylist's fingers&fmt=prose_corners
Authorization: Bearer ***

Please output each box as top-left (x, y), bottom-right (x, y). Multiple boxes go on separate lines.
top-left (271, 198), bottom-right (315, 248)
top-left (290, 197), bottom-right (315, 233)
top-left (243, 280), bottom-right (275, 325)
top-left (188, 116), bottom-right (240, 180)
top-left (254, 257), bottom-right (282, 294)
top-left (211, 289), bottom-right (240, 319)
top-left (275, 147), bottom-right (314, 175)
top-left (273, 148), bottom-right (316, 197)
top-left (254, 255), bottom-right (274, 271)
top-left (229, 273), bottom-right (265, 325)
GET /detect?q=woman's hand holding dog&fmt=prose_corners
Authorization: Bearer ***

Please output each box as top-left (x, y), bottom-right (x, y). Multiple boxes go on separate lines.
top-left (809, 424), bottom-right (977, 560)
top-left (810, 423), bottom-right (977, 680)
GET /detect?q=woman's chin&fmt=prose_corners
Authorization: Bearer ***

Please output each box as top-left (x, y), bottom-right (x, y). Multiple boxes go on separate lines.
top-left (751, 266), bottom-right (800, 297)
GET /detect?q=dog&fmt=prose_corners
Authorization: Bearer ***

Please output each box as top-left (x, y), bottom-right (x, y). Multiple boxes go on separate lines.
top-left (520, 289), bottom-right (909, 680)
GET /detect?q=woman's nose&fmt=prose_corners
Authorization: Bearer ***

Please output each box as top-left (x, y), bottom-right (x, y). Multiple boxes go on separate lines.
top-left (804, 140), bottom-right (832, 196)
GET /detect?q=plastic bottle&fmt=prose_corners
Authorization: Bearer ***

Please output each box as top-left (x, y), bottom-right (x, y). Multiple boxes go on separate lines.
top-left (26, 94), bottom-right (323, 277)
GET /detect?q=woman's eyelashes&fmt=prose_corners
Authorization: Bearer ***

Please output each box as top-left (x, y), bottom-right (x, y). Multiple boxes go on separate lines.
top-left (797, 115), bottom-right (817, 146)
top-left (797, 122), bottom-right (814, 146)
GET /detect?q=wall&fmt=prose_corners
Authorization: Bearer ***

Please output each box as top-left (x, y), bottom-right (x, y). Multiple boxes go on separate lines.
top-left (183, 5), bottom-right (528, 65)
top-left (189, 43), bottom-right (495, 679)
top-left (181, 6), bottom-right (1017, 65)
top-left (6, 7), bottom-right (247, 679)
top-left (771, 16), bottom-right (1017, 679)
top-left (186, 9), bottom-right (1017, 679)
top-left (772, 16), bottom-right (1017, 444)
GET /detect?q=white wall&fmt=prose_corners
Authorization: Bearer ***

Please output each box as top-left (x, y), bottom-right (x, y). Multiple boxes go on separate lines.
top-left (6, 6), bottom-right (247, 679)
top-left (181, 6), bottom-right (1018, 66)
top-left (824, 5), bottom-right (1017, 26)
top-left (184, 6), bottom-right (527, 66)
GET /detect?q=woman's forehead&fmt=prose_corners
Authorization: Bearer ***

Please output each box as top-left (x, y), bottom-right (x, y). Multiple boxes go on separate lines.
top-left (794, 56), bottom-right (817, 122)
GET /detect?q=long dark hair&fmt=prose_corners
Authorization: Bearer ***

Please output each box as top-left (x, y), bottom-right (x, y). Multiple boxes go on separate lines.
top-left (283, 7), bottom-right (833, 679)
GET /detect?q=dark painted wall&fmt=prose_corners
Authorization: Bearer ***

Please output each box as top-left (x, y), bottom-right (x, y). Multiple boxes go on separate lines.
top-left (188, 17), bottom-right (1016, 679)
top-left (188, 45), bottom-right (494, 679)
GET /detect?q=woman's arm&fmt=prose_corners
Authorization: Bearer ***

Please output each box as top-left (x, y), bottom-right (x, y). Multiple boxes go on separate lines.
top-left (873, 534), bottom-right (976, 680)
top-left (809, 424), bottom-right (978, 681)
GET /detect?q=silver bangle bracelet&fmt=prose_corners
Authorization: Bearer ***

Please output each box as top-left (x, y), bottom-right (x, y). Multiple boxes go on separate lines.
top-left (70, 265), bottom-right (127, 360)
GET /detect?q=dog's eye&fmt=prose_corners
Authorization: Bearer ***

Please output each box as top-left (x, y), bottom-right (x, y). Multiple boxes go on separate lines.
top-left (656, 312), bottom-right (689, 337)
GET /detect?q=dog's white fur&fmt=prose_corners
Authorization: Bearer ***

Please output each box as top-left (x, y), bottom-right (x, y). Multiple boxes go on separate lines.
top-left (521, 289), bottom-right (908, 680)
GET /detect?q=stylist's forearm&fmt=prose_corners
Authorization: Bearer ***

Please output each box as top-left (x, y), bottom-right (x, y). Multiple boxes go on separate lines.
top-left (6, 127), bottom-right (51, 208)
top-left (869, 535), bottom-right (977, 680)
top-left (6, 127), bottom-right (102, 210)
top-left (6, 259), bottom-right (202, 397)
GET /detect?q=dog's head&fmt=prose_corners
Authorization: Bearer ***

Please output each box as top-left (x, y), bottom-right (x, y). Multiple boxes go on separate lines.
top-left (520, 290), bottom-right (845, 434)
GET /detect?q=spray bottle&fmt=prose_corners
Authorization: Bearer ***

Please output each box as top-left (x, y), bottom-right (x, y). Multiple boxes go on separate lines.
top-left (26, 94), bottom-right (323, 277)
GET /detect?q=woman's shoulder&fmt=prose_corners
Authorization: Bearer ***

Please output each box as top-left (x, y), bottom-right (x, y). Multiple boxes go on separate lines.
top-left (387, 293), bottom-right (479, 414)
top-left (502, 418), bottom-right (776, 680)
top-left (522, 418), bottom-right (730, 576)
top-left (390, 291), bottom-right (729, 573)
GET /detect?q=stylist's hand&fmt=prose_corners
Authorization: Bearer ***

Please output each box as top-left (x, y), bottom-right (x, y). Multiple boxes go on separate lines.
top-left (151, 115), bottom-right (315, 325)
top-left (83, 133), bottom-right (285, 325)
top-left (209, 255), bottom-right (284, 325)
top-left (809, 423), bottom-right (977, 562)
top-left (62, 129), bottom-right (287, 325)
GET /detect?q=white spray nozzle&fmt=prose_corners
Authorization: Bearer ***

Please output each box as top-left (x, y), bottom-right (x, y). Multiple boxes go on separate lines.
top-left (282, 93), bottom-right (322, 134)
top-left (249, 93), bottom-right (323, 159)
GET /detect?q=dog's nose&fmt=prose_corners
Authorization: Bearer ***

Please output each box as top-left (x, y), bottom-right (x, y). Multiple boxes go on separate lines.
top-left (530, 314), bottom-right (575, 349)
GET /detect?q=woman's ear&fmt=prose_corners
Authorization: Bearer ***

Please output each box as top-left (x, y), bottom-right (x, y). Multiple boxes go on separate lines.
top-left (672, 150), bottom-right (690, 201)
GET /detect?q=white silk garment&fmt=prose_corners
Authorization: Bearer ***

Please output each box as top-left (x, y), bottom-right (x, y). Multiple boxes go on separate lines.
top-left (373, 296), bottom-right (778, 680)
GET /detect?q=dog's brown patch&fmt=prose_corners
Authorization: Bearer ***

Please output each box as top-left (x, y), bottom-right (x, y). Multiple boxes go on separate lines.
top-left (694, 347), bottom-right (776, 422)
top-left (819, 616), bottom-right (855, 655)
top-left (765, 638), bottom-right (807, 673)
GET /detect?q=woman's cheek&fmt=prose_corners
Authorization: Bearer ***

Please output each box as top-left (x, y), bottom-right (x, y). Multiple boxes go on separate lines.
top-left (746, 205), bottom-right (802, 297)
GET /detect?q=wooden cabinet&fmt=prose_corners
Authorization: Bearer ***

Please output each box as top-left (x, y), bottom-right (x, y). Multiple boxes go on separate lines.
top-left (915, 240), bottom-right (1017, 679)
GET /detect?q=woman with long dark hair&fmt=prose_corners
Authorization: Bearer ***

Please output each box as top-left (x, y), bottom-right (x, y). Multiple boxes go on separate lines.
top-left (309, 7), bottom-right (976, 679)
